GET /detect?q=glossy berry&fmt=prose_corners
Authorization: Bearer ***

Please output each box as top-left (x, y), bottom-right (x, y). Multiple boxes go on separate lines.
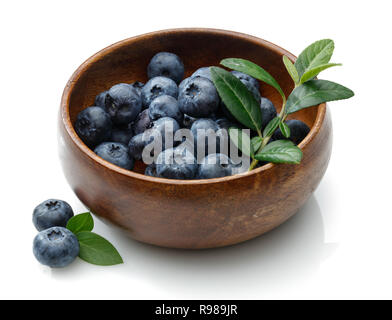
top-left (74, 106), bottom-right (112, 148)
top-left (272, 119), bottom-right (310, 145)
top-left (132, 109), bottom-right (151, 135)
top-left (147, 52), bottom-right (184, 84)
top-left (197, 153), bottom-right (234, 179)
top-left (191, 118), bottom-right (226, 159)
top-left (141, 76), bottom-right (178, 108)
top-left (191, 66), bottom-right (212, 81)
top-left (260, 97), bottom-right (277, 131)
top-left (110, 125), bottom-right (134, 145)
top-left (148, 95), bottom-right (183, 124)
top-left (129, 117), bottom-right (180, 161)
top-left (178, 77), bottom-right (219, 118)
top-left (105, 83), bottom-right (142, 126)
top-left (94, 91), bottom-right (108, 108)
top-left (155, 147), bottom-right (197, 180)
top-left (33, 227), bottom-right (79, 268)
top-left (33, 199), bottom-right (74, 231)
top-left (231, 71), bottom-right (259, 90)
top-left (94, 142), bottom-right (134, 170)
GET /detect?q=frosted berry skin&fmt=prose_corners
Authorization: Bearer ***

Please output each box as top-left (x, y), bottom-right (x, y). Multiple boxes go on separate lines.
top-left (197, 153), bottom-right (234, 179)
top-left (33, 227), bottom-right (79, 268)
top-left (259, 97), bottom-right (277, 131)
top-left (155, 147), bottom-right (197, 180)
top-left (33, 199), bottom-right (74, 231)
top-left (272, 119), bottom-right (310, 145)
top-left (178, 77), bottom-right (219, 118)
top-left (105, 83), bottom-right (142, 126)
top-left (94, 91), bottom-right (108, 109)
top-left (74, 106), bottom-right (112, 148)
top-left (148, 94), bottom-right (183, 124)
top-left (191, 66), bottom-right (213, 81)
top-left (94, 142), bottom-right (134, 170)
top-left (147, 52), bottom-right (184, 84)
top-left (231, 70), bottom-right (259, 90)
top-left (132, 109), bottom-right (151, 135)
top-left (141, 76), bottom-right (179, 109)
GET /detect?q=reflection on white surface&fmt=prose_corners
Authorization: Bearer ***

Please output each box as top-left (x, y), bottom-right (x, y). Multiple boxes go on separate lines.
top-left (51, 195), bottom-right (337, 298)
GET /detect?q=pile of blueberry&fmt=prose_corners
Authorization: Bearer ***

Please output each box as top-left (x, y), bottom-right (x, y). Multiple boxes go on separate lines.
top-left (75, 52), bottom-right (310, 180)
top-left (32, 199), bottom-right (79, 268)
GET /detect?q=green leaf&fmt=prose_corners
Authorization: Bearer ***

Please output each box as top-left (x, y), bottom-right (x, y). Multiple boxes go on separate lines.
top-left (254, 140), bottom-right (303, 164)
top-left (295, 39), bottom-right (335, 78)
top-left (66, 212), bottom-right (94, 234)
top-left (283, 55), bottom-right (299, 85)
top-left (210, 67), bottom-right (262, 131)
top-left (279, 121), bottom-right (291, 138)
top-left (77, 231), bottom-right (123, 266)
top-left (263, 117), bottom-right (280, 137)
top-left (251, 136), bottom-right (262, 153)
top-left (286, 79), bottom-right (354, 114)
top-left (300, 63), bottom-right (342, 84)
top-left (229, 128), bottom-right (254, 157)
top-left (220, 58), bottom-right (285, 101)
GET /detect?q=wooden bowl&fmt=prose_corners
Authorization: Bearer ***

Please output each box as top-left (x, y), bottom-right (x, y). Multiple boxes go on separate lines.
top-left (59, 28), bottom-right (332, 249)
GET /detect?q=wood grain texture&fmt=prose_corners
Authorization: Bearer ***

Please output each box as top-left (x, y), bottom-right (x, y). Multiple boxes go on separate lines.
top-left (59, 28), bottom-right (332, 249)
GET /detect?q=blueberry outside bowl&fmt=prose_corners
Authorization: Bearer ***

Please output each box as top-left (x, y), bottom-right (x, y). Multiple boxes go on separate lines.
top-left (59, 28), bottom-right (332, 249)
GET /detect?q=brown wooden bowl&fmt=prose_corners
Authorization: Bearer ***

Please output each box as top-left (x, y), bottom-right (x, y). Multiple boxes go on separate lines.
top-left (59, 28), bottom-right (332, 249)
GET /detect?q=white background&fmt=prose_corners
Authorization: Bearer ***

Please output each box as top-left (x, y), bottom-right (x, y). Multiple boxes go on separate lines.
top-left (1, 0), bottom-right (391, 300)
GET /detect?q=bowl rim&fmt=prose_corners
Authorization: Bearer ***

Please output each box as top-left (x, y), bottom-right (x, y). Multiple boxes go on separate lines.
top-left (60, 27), bottom-right (327, 185)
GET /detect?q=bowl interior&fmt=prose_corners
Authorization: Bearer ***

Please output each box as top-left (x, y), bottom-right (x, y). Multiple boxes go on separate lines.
top-left (66, 29), bottom-right (319, 174)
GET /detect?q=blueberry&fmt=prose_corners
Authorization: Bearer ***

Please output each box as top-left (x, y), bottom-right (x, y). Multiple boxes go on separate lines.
top-left (148, 95), bottom-right (183, 124)
top-left (75, 106), bottom-right (112, 148)
top-left (178, 77), bottom-right (219, 118)
top-left (129, 81), bottom-right (144, 95)
top-left (260, 97), bottom-right (277, 131)
top-left (191, 118), bottom-right (227, 159)
top-left (215, 117), bottom-right (236, 130)
top-left (147, 52), bottom-right (184, 84)
top-left (132, 109), bottom-right (151, 135)
top-left (271, 119), bottom-right (310, 144)
top-left (197, 153), bottom-right (234, 179)
top-left (105, 83), bottom-right (142, 126)
top-left (94, 91), bottom-right (108, 108)
top-left (94, 142), bottom-right (134, 170)
top-left (182, 113), bottom-right (197, 129)
top-left (33, 199), bottom-right (74, 231)
top-left (191, 67), bottom-right (212, 81)
top-left (33, 227), bottom-right (79, 268)
top-left (144, 165), bottom-right (157, 177)
top-left (231, 71), bottom-right (259, 90)
top-left (110, 125), bottom-right (134, 145)
top-left (141, 76), bottom-right (178, 108)
top-left (155, 146), bottom-right (197, 180)
top-left (129, 117), bottom-right (180, 161)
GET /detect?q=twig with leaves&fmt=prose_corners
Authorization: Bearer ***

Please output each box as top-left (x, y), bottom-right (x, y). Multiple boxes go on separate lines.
top-left (210, 39), bottom-right (354, 171)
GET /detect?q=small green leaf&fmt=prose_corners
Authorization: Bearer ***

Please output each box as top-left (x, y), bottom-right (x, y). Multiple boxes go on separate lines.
top-left (300, 63), bottom-right (342, 84)
top-left (263, 117), bottom-right (280, 137)
top-left (210, 67), bottom-right (262, 131)
top-left (66, 212), bottom-right (94, 234)
top-left (295, 39), bottom-right (335, 78)
top-left (77, 231), bottom-right (123, 266)
top-left (255, 140), bottom-right (303, 164)
top-left (286, 79), bottom-right (354, 114)
top-left (279, 121), bottom-right (291, 138)
top-left (251, 136), bottom-right (262, 153)
top-left (283, 55), bottom-right (299, 85)
top-left (220, 58), bottom-right (285, 101)
top-left (229, 128), bottom-right (254, 157)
